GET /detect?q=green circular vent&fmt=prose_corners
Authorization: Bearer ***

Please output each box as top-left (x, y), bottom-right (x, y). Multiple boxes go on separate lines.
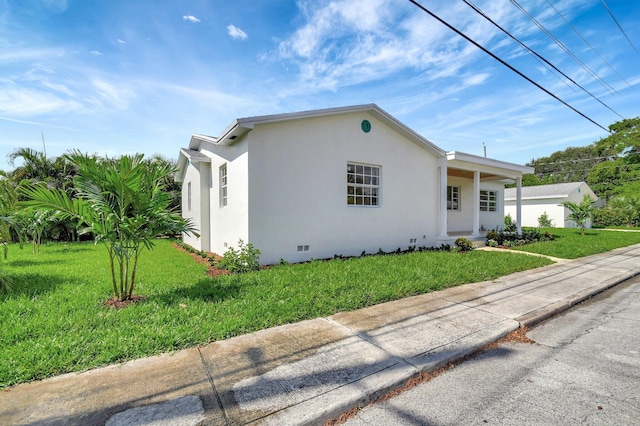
top-left (361, 120), bottom-right (371, 133)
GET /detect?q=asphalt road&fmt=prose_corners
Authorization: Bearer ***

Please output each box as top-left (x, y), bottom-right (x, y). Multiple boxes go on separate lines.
top-left (343, 275), bottom-right (640, 425)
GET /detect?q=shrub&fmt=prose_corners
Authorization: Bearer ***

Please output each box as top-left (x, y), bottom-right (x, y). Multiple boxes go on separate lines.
top-left (217, 239), bottom-right (261, 273)
top-left (592, 207), bottom-right (632, 228)
top-left (538, 212), bottom-right (553, 228)
top-left (487, 239), bottom-right (498, 247)
top-left (454, 237), bottom-right (475, 252)
top-left (504, 214), bottom-right (517, 232)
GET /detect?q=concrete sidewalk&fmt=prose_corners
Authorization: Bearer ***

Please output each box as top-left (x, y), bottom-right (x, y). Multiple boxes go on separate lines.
top-left (2, 245), bottom-right (640, 426)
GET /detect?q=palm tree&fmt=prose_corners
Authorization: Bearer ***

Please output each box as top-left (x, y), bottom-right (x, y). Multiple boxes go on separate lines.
top-left (19, 152), bottom-right (198, 301)
top-left (562, 195), bottom-right (596, 235)
top-left (608, 196), bottom-right (640, 227)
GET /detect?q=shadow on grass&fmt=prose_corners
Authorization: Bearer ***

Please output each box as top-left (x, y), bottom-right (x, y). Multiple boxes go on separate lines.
top-left (8, 259), bottom-right (62, 268)
top-left (150, 278), bottom-right (243, 305)
top-left (0, 273), bottom-right (65, 299)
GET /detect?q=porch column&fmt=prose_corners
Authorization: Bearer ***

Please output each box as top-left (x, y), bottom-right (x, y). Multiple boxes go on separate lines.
top-left (472, 170), bottom-right (481, 237)
top-left (516, 176), bottom-right (522, 235)
top-left (438, 159), bottom-right (448, 239)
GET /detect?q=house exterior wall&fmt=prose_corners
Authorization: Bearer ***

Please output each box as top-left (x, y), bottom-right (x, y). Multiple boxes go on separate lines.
top-left (244, 112), bottom-right (441, 265)
top-left (479, 181), bottom-right (505, 231)
top-left (447, 178), bottom-right (505, 232)
top-left (181, 161), bottom-right (208, 251)
top-left (203, 139), bottom-right (251, 256)
top-left (504, 183), bottom-right (597, 228)
top-left (505, 198), bottom-right (564, 228)
top-left (446, 176), bottom-right (471, 232)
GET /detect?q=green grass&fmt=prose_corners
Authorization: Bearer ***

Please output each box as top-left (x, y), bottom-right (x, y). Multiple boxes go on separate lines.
top-left (1, 240), bottom-right (553, 388)
top-left (511, 228), bottom-right (640, 259)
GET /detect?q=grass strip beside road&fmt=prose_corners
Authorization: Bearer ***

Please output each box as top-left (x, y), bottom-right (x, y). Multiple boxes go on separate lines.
top-left (1, 239), bottom-right (551, 388)
top-left (510, 228), bottom-right (640, 259)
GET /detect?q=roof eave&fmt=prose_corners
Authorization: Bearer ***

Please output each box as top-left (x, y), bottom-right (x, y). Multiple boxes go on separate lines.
top-left (447, 151), bottom-right (534, 175)
top-left (175, 148), bottom-right (211, 182)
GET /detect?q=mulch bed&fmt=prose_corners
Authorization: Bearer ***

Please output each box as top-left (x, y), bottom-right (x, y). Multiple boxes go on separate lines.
top-left (104, 295), bottom-right (147, 309)
top-left (172, 243), bottom-right (230, 278)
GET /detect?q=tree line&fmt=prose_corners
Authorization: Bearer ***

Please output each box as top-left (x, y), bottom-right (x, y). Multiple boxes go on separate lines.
top-left (517, 117), bottom-right (640, 227)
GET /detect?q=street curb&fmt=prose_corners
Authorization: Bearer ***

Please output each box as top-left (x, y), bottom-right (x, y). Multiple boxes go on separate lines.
top-left (304, 321), bottom-right (519, 426)
top-left (516, 270), bottom-right (640, 328)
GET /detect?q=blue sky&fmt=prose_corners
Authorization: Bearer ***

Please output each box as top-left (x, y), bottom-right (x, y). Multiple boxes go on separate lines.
top-left (1, 0), bottom-right (639, 172)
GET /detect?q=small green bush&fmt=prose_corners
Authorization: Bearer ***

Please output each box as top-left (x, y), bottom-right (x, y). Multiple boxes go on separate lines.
top-left (487, 239), bottom-right (498, 247)
top-left (504, 214), bottom-right (517, 232)
top-left (538, 212), bottom-right (553, 228)
top-left (454, 237), bottom-right (475, 252)
top-left (218, 239), bottom-right (261, 273)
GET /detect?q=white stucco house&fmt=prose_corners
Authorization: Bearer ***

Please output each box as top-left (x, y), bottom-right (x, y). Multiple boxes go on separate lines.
top-left (504, 182), bottom-right (598, 228)
top-left (176, 104), bottom-right (533, 265)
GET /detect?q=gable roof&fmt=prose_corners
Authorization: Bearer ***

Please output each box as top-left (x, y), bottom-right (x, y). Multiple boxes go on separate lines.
top-left (504, 182), bottom-right (589, 201)
top-left (188, 104), bottom-right (446, 158)
top-left (175, 148), bottom-right (211, 182)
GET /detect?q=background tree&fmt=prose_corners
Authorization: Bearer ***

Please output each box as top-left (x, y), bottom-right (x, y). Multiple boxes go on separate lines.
top-left (20, 152), bottom-right (198, 301)
top-left (608, 196), bottom-right (640, 227)
top-left (587, 117), bottom-right (640, 200)
top-left (562, 195), bottom-right (596, 235)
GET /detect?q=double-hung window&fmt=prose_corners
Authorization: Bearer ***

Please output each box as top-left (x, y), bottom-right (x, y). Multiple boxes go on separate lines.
top-left (480, 190), bottom-right (497, 212)
top-left (219, 164), bottom-right (228, 207)
top-left (347, 163), bottom-right (380, 206)
top-left (447, 186), bottom-right (460, 211)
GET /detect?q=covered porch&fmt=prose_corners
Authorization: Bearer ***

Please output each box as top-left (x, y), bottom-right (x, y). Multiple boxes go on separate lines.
top-left (437, 151), bottom-right (534, 246)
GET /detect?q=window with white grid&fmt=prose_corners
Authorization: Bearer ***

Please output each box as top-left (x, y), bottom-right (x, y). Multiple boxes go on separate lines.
top-left (480, 190), bottom-right (497, 212)
top-left (347, 163), bottom-right (380, 206)
top-left (219, 163), bottom-right (227, 207)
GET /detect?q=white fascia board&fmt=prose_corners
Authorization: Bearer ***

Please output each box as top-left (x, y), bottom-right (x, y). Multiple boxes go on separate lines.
top-left (189, 134), bottom-right (218, 150)
top-left (214, 103), bottom-right (446, 156)
top-left (447, 151), bottom-right (534, 175)
top-left (504, 195), bottom-right (567, 202)
top-left (175, 148), bottom-right (211, 182)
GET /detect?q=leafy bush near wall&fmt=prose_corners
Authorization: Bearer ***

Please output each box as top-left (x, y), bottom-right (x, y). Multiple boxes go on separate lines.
top-left (485, 228), bottom-right (553, 247)
top-left (454, 237), bottom-right (475, 252)
top-left (218, 239), bottom-right (261, 273)
top-left (592, 208), bottom-right (634, 228)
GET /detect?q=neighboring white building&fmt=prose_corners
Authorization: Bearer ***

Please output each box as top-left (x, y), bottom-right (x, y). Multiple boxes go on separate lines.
top-left (176, 104), bottom-right (533, 265)
top-left (504, 182), bottom-right (598, 229)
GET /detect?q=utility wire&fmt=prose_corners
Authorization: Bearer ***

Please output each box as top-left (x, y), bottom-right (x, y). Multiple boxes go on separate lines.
top-left (406, 0), bottom-right (611, 133)
top-left (600, 0), bottom-right (640, 57)
top-left (462, 0), bottom-right (624, 119)
top-left (509, 0), bottom-right (617, 95)
top-left (545, 0), bottom-right (632, 88)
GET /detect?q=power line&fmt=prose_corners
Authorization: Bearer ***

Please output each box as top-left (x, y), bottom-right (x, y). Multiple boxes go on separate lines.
top-left (509, 0), bottom-right (617, 95)
top-left (462, 0), bottom-right (624, 119)
top-left (406, 0), bottom-right (611, 133)
top-left (600, 0), bottom-right (640, 57)
top-left (545, 0), bottom-right (632, 88)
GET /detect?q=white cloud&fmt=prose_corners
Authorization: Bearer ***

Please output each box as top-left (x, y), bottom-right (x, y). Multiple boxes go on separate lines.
top-left (463, 73), bottom-right (490, 86)
top-left (91, 79), bottom-right (134, 109)
top-left (90, 50), bottom-right (103, 56)
top-left (0, 86), bottom-right (82, 116)
top-left (117, 39), bottom-right (125, 44)
top-left (0, 47), bottom-right (65, 63)
top-left (183, 15), bottom-right (200, 23)
top-left (227, 24), bottom-right (248, 41)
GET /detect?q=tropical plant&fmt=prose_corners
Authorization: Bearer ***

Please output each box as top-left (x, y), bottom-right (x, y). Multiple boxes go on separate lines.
top-left (562, 195), bottom-right (596, 235)
top-left (454, 237), bottom-right (475, 252)
top-left (504, 213), bottom-right (517, 232)
top-left (538, 211), bottom-right (553, 228)
top-left (217, 239), bottom-right (261, 273)
top-left (19, 152), bottom-right (198, 301)
top-left (608, 195), bottom-right (640, 227)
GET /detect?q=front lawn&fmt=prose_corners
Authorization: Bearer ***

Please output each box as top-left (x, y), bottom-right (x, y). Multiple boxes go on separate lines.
top-left (510, 228), bottom-right (640, 259)
top-left (2, 240), bottom-right (553, 388)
